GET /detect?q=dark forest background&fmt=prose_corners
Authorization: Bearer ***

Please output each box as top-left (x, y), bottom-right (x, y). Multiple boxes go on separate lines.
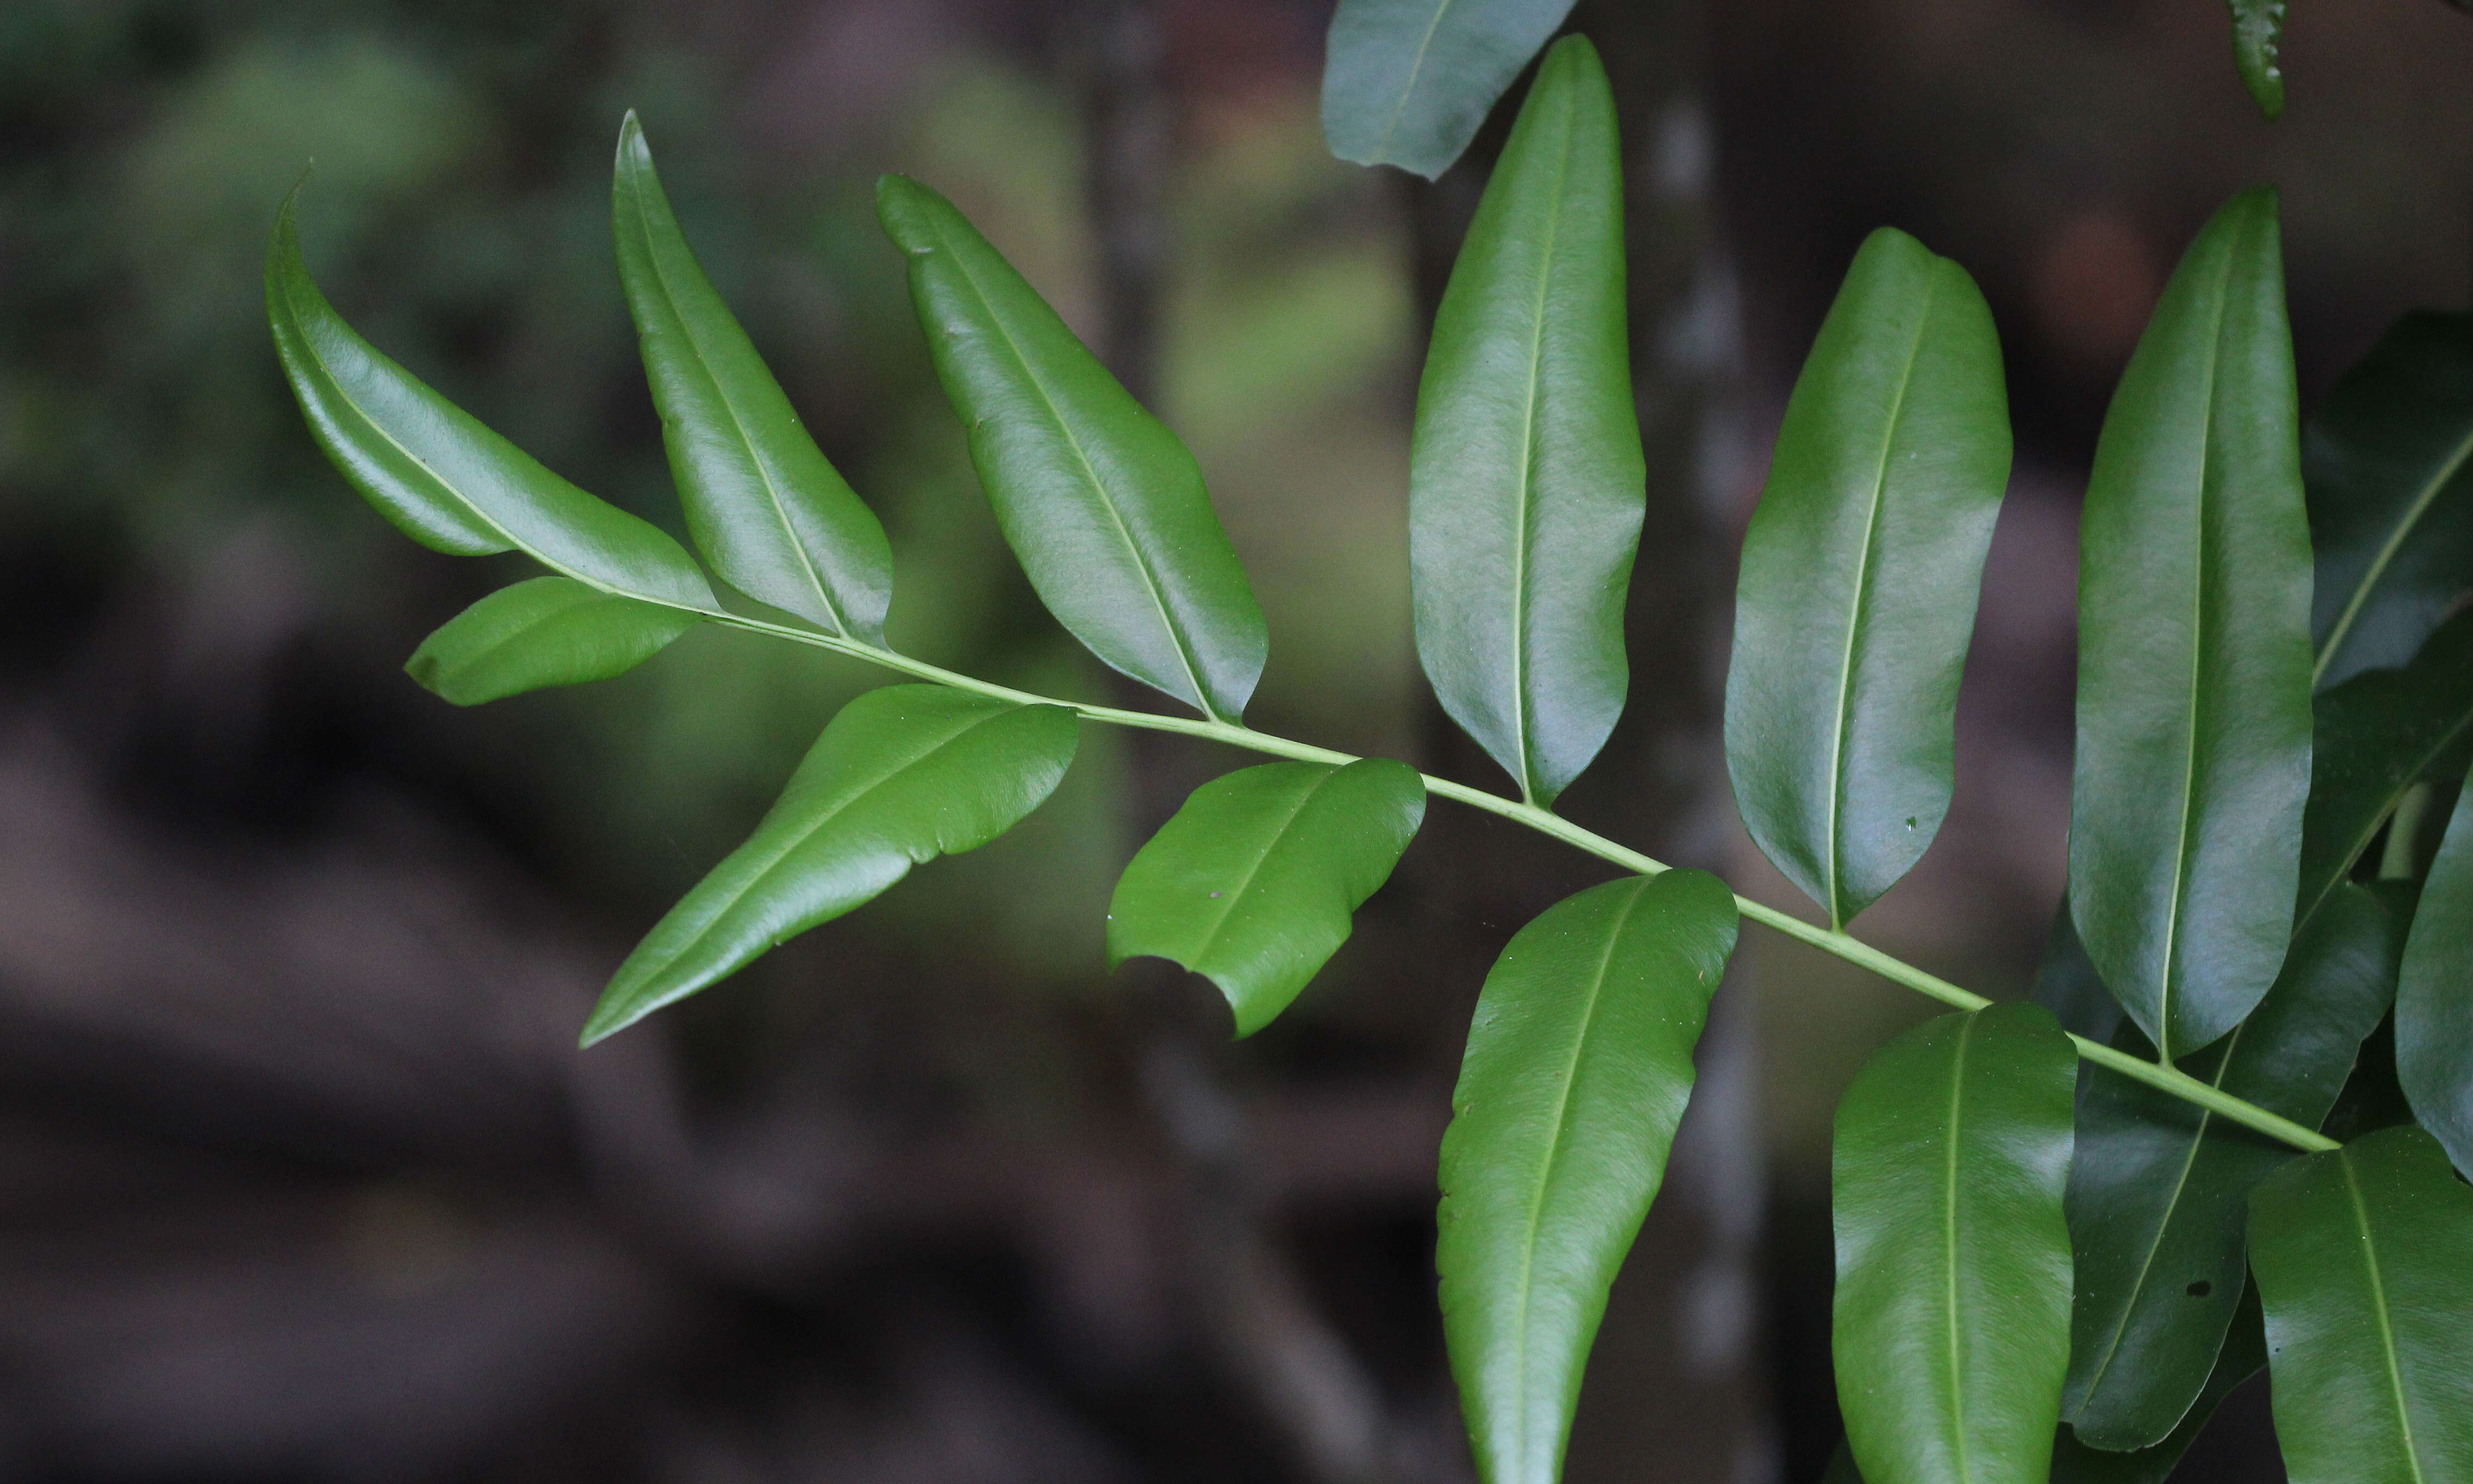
top-left (1, 0), bottom-right (2470, 1479)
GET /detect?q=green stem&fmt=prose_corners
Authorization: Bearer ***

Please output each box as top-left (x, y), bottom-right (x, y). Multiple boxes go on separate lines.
top-left (702, 607), bottom-right (2340, 1154)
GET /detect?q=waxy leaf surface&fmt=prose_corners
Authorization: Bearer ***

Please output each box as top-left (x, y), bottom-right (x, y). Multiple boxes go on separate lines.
top-left (1437, 869), bottom-right (1737, 1484)
top-left (585, 685), bottom-right (1076, 1041)
top-left (2048, 1285), bottom-right (2266, 1484)
top-left (614, 115), bottom-right (891, 640)
top-left (1832, 1002), bottom-right (2076, 1484)
top-left (1726, 227), bottom-right (2010, 928)
top-left (268, 190), bottom-right (713, 610)
top-left (1320, 0), bottom-right (1577, 179)
top-left (2248, 1125), bottom-right (2473, 1484)
top-left (2398, 759), bottom-right (2473, 1175)
top-left (878, 175), bottom-right (1265, 721)
top-left (2071, 188), bottom-right (2314, 1059)
top-left (1107, 758), bottom-right (1425, 1036)
top-left (406, 576), bottom-right (699, 705)
top-left (1411, 37), bottom-right (1641, 807)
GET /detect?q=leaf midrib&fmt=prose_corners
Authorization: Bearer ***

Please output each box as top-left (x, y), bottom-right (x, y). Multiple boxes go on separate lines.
top-left (2314, 419), bottom-right (2473, 687)
top-left (1183, 767), bottom-right (1332, 964)
top-left (1941, 1012), bottom-right (1975, 1484)
top-left (1505, 83), bottom-right (1577, 805)
top-left (2340, 1150), bottom-right (2429, 1484)
top-left (1368, 0), bottom-right (1458, 164)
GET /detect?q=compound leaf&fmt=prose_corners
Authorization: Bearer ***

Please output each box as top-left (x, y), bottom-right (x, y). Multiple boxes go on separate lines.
top-left (2071, 188), bottom-right (2314, 1059)
top-left (584, 685), bottom-right (1077, 1042)
top-left (1726, 227), bottom-right (2010, 929)
top-left (2227, 0), bottom-right (2287, 120)
top-left (877, 175), bottom-right (1265, 722)
top-left (1320, 0), bottom-right (1577, 180)
top-left (2248, 1125), bottom-right (2473, 1484)
top-left (1438, 868), bottom-right (1738, 1484)
top-left (2399, 759), bottom-right (2473, 1175)
top-left (1411, 37), bottom-right (1641, 808)
top-left (614, 114), bottom-right (892, 641)
top-left (1832, 1001), bottom-right (2076, 1484)
top-left (267, 189), bottom-right (713, 610)
top-left (406, 576), bottom-right (700, 705)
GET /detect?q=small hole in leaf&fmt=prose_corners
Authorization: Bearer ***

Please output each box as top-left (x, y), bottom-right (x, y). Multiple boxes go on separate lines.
top-left (1208, 891), bottom-right (1222, 898)
top-left (2185, 1281), bottom-right (2211, 1298)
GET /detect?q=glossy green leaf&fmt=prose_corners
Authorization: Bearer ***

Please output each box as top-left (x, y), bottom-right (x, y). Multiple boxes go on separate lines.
top-left (2226, 0), bottom-right (2286, 120)
top-left (1319, 0), bottom-right (1577, 179)
top-left (876, 175), bottom-right (1266, 722)
top-left (1726, 227), bottom-right (2011, 929)
top-left (583, 685), bottom-right (1077, 1042)
top-left (2049, 1284), bottom-right (2266, 1484)
top-left (2304, 311), bottom-right (2473, 689)
top-left (405, 576), bottom-right (700, 705)
top-left (2059, 880), bottom-right (2403, 1449)
top-left (2248, 1125), bottom-right (2473, 1484)
top-left (1831, 1001), bottom-right (2076, 1484)
top-left (2033, 896), bottom-right (2123, 1045)
top-left (2398, 759), bottom-right (2473, 1175)
top-left (2070, 188), bottom-right (2314, 1059)
top-left (1411, 37), bottom-right (1641, 808)
top-left (266, 189), bottom-right (714, 610)
top-left (613, 114), bottom-right (892, 641)
top-left (1107, 758), bottom-right (1424, 1036)
top-left (1437, 869), bottom-right (1738, 1484)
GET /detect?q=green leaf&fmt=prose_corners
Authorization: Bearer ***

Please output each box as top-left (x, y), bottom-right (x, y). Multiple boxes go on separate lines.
top-left (405, 575), bottom-right (700, 705)
top-left (583, 685), bottom-right (1078, 1042)
top-left (613, 114), bottom-right (892, 641)
top-left (2049, 1283), bottom-right (2267, 1484)
top-left (2248, 1125), bottom-right (2473, 1484)
top-left (875, 175), bottom-right (1266, 722)
top-left (1831, 1001), bottom-right (2076, 1484)
top-left (2070, 188), bottom-right (2315, 1059)
top-left (2033, 895), bottom-right (2123, 1045)
top-left (2304, 311), bottom-right (2473, 690)
top-left (1436, 868), bottom-right (1738, 1484)
top-left (2059, 880), bottom-right (2403, 1449)
top-left (266, 188), bottom-right (714, 611)
top-left (1725, 227), bottom-right (2011, 929)
top-left (1319, 0), bottom-right (1577, 179)
top-left (1106, 758), bottom-right (1424, 1036)
top-left (1411, 37), bottom-right (1641, 808)
top-left (2226, 0), bottom-right (2287, 120)
top-left (2399, 758), bottom-right (2473, 1175)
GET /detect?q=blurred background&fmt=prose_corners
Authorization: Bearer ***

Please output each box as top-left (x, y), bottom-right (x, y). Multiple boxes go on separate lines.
top-left (1, 0), bottom-right (2469, 1479)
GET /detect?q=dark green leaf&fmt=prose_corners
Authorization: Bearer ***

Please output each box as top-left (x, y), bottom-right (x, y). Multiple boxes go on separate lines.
top-left (2049, 1284), bottom-right (2266, 1484)
top-left (1107, 759), bottom-right (1424, 1036)
top-left (2226, 0), bottom-right (2287, 120)
top-left (1411, 37), bottom-right (1641, 808)
top-left (405, 576), bottom-right (700, 705)
top-left (2248, 1125), bottom-right (2473, 1484)
top-left (1437, 868), bottom-right (1738, 1484)
top-left (875, 175), bottom-right (1266, 722)
top-left (2071, 188), bottom-right (2314, 1059)
top-left (1832, 1001), bottom-right (2076, 1484)
top-left (2060, 881), bottom-right (2403, 1449)
top-left (583, 685), bottom-right (1077, 1042)
top-left (1726, 227), bottom-right (2011, 929)
top-left (613, 114), bottom-right (892, 641)
top-left (2398, 759), bottom-right (2473, 1175)
top-left (2033, 895), bottom-right (2123, 1045)
top-left (1320, 0), bottom-right (1577, 179)
top-left (266, 188), bottom-right (714, 610)
top-left (2303, 311), bottom-right (2473, 689)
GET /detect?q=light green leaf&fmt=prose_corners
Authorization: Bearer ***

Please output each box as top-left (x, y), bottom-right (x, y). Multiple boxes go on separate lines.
top-left (266, 188), bottom-right (714, 610)
top-left (1437, 868), bottom-right (1738, 1484)
top-left (2060, 881), bottom-right (2403, 1449)
top-left (2227, 0), bottom-right (2287, 120)
top-left (1107, 758), bottom-right (1424, 1036)
top-left (2247, 1125), bottom-right (2473, 1484)
top-left (1832, 1001), bottom-right (2076, 1484)
top-left (406, 575), bottom-right (700, 705)
top-left (1411, 37), bottom-right (1641, 808)
top-left (1319, 0), bottom-right (1577, 179)
top-left (583, 685), bottom-right (1078, 1042)
top-left (875, 175), bottom-right (1266, 722)
top-left (2071, 188), bottom-right (2314, 1059)
top-left (1726, 227), bottom-right (2011, 929)
top-left (2304, 311), bottom-right (2473, 690)
top-left (613, 114), bottom-right (892, 641)
top-left (2399, 757), bottom-right (2473, 1175)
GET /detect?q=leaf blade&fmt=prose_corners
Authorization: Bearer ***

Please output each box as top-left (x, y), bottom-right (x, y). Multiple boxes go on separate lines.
top-left (2227, 0), bottom-right (2288, 120)
top-left (406, 575), bottom-right (700, 705)
top-left (1726, 227), bottom-right (2011, 928)
top-left (1320, 0), bottom-right (1579, 179)
top-left (2398, 758), bottom-right (2473, 1175)
top-left (1437, 869), bottom-right (1738, 1484)
top-left (613, 114), bottom-right (892, 640)
top-left (1411, 36), bottom-right (1641, 807)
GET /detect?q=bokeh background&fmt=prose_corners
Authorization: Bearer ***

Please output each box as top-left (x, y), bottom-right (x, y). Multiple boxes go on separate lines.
top-left (2, 0), bottom-right (2469, 1480)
